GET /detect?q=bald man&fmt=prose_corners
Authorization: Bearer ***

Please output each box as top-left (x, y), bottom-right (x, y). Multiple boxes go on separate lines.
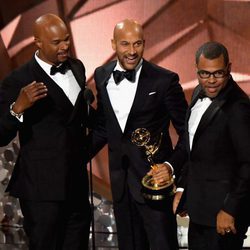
top-left (0, 13), bottom-right (91, 249)
top-left (91, 19), bottom-right (188, 250)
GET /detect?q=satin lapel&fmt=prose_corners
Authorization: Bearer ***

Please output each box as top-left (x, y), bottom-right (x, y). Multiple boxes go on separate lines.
top-left (193, 99), bottom-right (226, 142)
top-left (67, 59), bottom-right (86, 123)
top-left (98, 61), bottom-right (123, 132)
top-left (69, 58), bottom-right (85, 89)
top-left (186, 86), bottom-right (200, 126)
top-left (185, 106), bottom-right (192, 154)
top-left (124, 61), bottom-right (152, 132)
top-left (32, 58), bottom-right (73, 118)
top-left (100, 61), bottom-right (116, 87)
top-left (187, 84), bottom-right (206, 151)
top-left (192, 82), bottom-right (234, 144)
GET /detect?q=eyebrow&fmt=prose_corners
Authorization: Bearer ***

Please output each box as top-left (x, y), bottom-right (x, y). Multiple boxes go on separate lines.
top-left (52, 34), bottom-right (70, 42)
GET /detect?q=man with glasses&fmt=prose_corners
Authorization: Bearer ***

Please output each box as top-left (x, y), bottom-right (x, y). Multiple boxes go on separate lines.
top-left (173, 41), bottom-right (250, 250)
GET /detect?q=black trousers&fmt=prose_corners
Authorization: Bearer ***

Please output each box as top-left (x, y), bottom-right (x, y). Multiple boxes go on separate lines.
top-left (113, 186), bottom-right (178, 250)
top-left (188, 221), bottom-right (248, 250)
top-left (19, 198), bottom-right (91, 250)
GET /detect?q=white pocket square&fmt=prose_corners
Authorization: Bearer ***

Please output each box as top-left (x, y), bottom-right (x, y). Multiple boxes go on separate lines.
top-left (148, 91), bottom-right (156, 95)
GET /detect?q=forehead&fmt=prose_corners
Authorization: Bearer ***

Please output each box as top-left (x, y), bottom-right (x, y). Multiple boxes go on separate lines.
top-left (197, 54), bottom-right (226, 70)
top-left (42, 23), bottom-right (68, 40)
top-left (115, 27), bottom-right (143, 42)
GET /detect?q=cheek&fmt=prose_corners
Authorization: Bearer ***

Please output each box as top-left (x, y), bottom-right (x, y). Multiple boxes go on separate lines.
top-left (217, 79), bottom-right (227, 89)
top-left (47, 47), bottom-right (58, 57)
top-left (137, 47), bottom-right (144, 54)
top-left (118, 48), bottom-right (127, 54)
top-left (116, 50), bottom-right (126, 59)
top-left (198, 78), bottom-right (206, 87)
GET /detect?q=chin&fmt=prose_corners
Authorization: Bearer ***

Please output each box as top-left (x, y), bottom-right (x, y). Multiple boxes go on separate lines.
top-left (125, 63), bottom-right (138, 70)
top-left (58, 56), bottom-right (68, 63)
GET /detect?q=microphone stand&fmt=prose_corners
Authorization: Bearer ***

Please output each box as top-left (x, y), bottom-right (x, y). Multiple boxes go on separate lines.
top-left (87, 123), bottom-right (95, 250)
top-left (84, 89), bottom-right (95, 250)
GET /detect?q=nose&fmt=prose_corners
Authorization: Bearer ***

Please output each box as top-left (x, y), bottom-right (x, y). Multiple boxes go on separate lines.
top-left (60, 41), bottom-right (70, 50)
top-left (128, 44), bottom-right (136, 55)
top-left (207, 74), bottom-right (216, 83)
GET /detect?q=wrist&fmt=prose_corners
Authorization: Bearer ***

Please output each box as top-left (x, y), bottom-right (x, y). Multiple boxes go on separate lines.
top-left (10, 102), bottom-right (24, 118)
top-left (163, 162), bottom-right (173, 174)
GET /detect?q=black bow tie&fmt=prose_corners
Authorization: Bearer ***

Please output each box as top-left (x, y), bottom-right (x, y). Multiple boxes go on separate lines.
top-left (198, 90), bottom-right (213, 101)
top-left (50, 61), bottom-right (70, 75)
top-left (113, 69), bottom-right (136, 85)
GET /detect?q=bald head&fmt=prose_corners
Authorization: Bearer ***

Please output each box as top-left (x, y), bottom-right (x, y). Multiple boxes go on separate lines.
top-left (33, 14), bottom-right (70, 65)
top-left (113, 19), bottom-right (143, 41)
top-left (112, 19), bottom-right (145, 70)
top-left (33, 14), bottom-right (66, 39)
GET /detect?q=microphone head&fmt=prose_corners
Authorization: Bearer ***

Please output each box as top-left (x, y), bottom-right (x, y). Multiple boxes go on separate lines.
top-left (83, 88), bottom-right (94, 105)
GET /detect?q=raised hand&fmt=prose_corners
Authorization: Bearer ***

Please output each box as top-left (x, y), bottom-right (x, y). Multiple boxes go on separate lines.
top-left (12, 81), bottom-right (48, 114)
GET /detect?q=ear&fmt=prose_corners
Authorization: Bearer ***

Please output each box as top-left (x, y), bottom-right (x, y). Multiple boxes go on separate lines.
top-left (195, 63), bottom-right (198, 72)
top-left (227, 62), bottom-right (232, 73)
top-left (34, 37), bottom-right (42, 49)
top-left (111, 39), bottom-right (116, 51)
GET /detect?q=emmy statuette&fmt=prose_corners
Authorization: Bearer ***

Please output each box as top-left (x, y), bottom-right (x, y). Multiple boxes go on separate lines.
top-left (131, 128), bottom-right (176, 200)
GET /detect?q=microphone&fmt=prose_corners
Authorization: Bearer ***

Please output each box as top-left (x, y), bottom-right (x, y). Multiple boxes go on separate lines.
top-left (83, 88), bottom-right (95, 105)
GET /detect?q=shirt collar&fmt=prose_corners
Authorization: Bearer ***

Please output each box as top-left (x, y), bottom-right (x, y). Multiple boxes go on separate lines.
top-left (115, 59), bottom-right (143, 73)
top-left (35, 51), bottom-right (55, 75)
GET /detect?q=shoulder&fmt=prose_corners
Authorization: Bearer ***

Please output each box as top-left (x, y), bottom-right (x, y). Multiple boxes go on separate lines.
top-left (143, 60), bottom-right (177, 75)
top-left (68, 57), bottom-right (85, 70)
top-left (142, 60), bottom-right (178, 78)
top-left (95, 61), bottom-right (116, 74)
top-left (94, 61), bottom-right (116, 84)
top-left (0, 59), bottom-right (33, 88)
top-left (225, 78), bottom-right (249, 105)
top-left (219, 79), bottom-right (250, 120)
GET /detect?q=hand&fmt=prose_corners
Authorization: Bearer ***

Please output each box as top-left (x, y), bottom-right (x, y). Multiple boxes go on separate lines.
top-left (216, 210), bottom-right (236, 235)
top-left (173, 191), bottom-right (183, 214)
top-left (147, 162), bottom-right (172, 185)
top-left (173, 191), bottom-right (187, 216)
top-left (13, 81), bottom-right (48, 114)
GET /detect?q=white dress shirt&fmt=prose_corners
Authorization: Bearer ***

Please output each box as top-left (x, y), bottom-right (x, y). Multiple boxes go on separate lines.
top-left (13, 53), bottom-right (81, 122)
top-left (107, 60), bottom-right (143, 132)
top-left (188, 97), bottom-right (212, 150)
top-left (176, 97), bottom-right (212, 192)
top-left (107, 60), bottom-right (175, 174)
top-left (35, 52), bottom-right (81, 105)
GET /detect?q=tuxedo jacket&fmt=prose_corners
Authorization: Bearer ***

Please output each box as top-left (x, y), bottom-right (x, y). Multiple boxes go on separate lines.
top-left (0, 56), bottom-right (90, 201)
top-left (178, 76), bottom-right (250, 227)
top-left (92, 60), bottom-right (188, 202)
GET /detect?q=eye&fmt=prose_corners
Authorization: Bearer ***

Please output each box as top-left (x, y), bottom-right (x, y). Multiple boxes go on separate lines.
top-left (198, 70), bottom-right (210, 78)
top-left (64, 36), bottom-right (70, 42)
top-left (134, 41), bottom-right (143, 47)
top-left (214, 70), bottom-right (225, 77)
top-left (51, 40), bottom-right (60, 45)
top-left (120, 41), bottom-right (129, 46)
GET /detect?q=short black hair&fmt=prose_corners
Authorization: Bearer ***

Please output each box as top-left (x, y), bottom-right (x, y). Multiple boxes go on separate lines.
top-left (195, 41), bottom-right (229, 65)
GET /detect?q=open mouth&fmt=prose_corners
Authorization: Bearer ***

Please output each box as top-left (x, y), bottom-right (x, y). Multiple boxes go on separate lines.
top-left (58, 51), bottom-right (68, 58)
top-left (206, 86), bottom-right (220, 94)
top-left (125, 56), bottom-right (138, 64)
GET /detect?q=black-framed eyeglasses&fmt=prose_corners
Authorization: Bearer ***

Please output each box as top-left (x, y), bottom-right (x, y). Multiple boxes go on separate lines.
top-left (197, 68), bottom-right (228, 79)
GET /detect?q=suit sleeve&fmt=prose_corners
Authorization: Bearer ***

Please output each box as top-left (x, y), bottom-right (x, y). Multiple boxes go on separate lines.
top-left (164, 73), bottom-right (188, 179)
top-left (222, 100), bottom-right (250, 216)
top-left (0, 75), bottom-right (22, 146)
top-left (88, 68), bottom-right (108, 158)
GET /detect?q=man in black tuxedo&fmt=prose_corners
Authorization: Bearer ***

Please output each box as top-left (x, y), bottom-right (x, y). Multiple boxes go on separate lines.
top-left (0, 14), bottom-right (91, 249)
top-left (91, 19), bottom-right (188, 250)
top-left (174, 41), bottom-right (250, 250)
